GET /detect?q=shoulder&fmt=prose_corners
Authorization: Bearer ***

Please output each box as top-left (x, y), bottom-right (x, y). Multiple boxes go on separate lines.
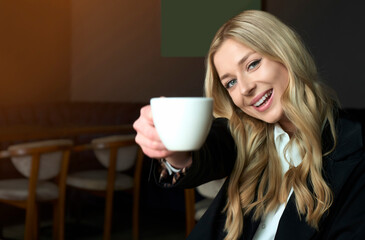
top-left (323, 109), bottom-right (364, 162)
top-left (322, 110), bottom-right (365, 195)
top-left (340, 108), bottom-right (365, 143)
top-left (320, 151), bottom-right (365, 239)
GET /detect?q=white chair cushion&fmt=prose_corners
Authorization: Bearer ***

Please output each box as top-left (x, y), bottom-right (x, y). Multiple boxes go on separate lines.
top-left (66, 170), bottom-right (134, 191)
top-left (0, 179), bottom-right (59, 201)
top-left (196, 178), bottom-right (225, 199)
top-left (92, 135), bottom-right (137, 171)
top-left (194, 198), bottom-right (213, 221)
top-left (9, 139), bottom-right (73, 180)
top-left (194, 178), bottom-right (226, 220)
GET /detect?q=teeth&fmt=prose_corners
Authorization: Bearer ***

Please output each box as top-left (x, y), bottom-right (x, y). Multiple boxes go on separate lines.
top-left (254, 90), bottom-right (272, 107)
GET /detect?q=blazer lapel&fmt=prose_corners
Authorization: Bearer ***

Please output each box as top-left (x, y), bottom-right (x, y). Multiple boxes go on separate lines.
top-left (275, 117), bottom-right (363, 240)
top-left (275, 194), bottom-right (317, 240)
top-left (241, 213), bottom-right (260, 240)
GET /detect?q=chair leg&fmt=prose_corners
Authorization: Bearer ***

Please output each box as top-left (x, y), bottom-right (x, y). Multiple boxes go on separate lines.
top-left (103, 148), bottom-right (118, 240)
top-left (33, 205), bottom-right (39, 240)
top-left (26, 154), bottom-right (40, 240)
top-left (103, 191), bottom-right (114, 240)
top-left (25, 203), bottom-right (39, 240)
top-left (55, 192), bottom-right (66, 240)
top-left (132, 149), bottom-right (143, 240)
top-left (53, 201), bottom-right (60, 240)
top-left (184, 188), bottom-right (196, 238)
top-left (58, 202), bottom-right (65, 240)
top-left (55, 150), bottom-right (69, 240)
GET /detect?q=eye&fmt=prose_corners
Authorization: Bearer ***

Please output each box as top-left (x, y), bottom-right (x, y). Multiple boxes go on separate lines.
top-left (247, 59), bottom-right (262, 71)
top-left (225, 79), bottom-right (237, 89)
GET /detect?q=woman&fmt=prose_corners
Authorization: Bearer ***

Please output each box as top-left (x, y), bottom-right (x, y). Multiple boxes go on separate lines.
top-left (133, 10), bottom-right (365, 239)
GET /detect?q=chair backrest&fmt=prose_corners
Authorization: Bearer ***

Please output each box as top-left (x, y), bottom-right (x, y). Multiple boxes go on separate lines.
top-left (91, 134), bottom-right (137, 171)
top-left (9, 139), bottom-right (73, 180)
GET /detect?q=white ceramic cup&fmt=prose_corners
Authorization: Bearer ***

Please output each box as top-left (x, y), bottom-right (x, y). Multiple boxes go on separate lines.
top-left (150, 97), bottom-right (213, 151)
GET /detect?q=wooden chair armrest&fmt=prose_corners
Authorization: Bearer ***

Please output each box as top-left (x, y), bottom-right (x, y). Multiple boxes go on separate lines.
top-left (0, 150), bottom-right (10, 159)
top-left (72, 144), bottom-right (93, 152)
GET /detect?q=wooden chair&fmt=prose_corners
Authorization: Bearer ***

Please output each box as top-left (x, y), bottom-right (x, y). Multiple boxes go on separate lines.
top-left (0, 139), bottom-right (73, 240)
top-left (184, 178), bottom-right (226, 237)
top-left (66, 134), bottom-right (143, 240)
top-left (184, 188), bottom-right (196, 238)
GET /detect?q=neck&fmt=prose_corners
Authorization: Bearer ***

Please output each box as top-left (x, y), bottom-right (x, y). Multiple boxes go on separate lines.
top-left (279, 117), bottom-right (296, 137)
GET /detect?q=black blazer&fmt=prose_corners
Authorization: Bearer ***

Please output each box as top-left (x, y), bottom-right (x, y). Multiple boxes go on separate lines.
top-left (171, 116), bottom-right (365, 240)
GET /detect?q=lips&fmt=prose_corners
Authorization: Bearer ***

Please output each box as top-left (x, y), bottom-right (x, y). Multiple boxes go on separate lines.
top-left (251, 89), bottom-right (274, 111)
top-left (251, 89), bottom-right (272, 106)
top-left (254, 90), bottom-right (273, 107)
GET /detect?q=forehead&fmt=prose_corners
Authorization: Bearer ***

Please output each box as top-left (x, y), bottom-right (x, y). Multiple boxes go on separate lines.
top-left (215, 38), bottom-right (252, 57)
top-left (213, 38), bottom-right (254, 70)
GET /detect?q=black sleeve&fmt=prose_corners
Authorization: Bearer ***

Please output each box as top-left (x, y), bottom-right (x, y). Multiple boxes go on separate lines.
top-left (154, 118), bottom-right (237, 189)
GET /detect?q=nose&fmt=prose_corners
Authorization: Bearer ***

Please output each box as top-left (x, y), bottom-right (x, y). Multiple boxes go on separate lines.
top-left (237, 77), bottom-right (256, 96)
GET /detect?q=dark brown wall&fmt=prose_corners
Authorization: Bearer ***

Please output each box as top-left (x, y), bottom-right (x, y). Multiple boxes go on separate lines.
top-left (1, 1), bottom-right (364, 108)
top-left (70, 0), bottom-right (205, 103)
top-left (0, 1), bottom-right (71, 105)
top-left (71, 0), bottom-right (365, 107)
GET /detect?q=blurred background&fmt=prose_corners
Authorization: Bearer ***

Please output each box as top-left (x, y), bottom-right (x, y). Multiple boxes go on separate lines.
top-left (1, 0), bottom-right (364, 107)
top-left (0, 0), bottom-right (364, 239)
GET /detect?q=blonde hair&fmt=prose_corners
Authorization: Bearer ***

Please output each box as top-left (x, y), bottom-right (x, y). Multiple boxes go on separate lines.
top-left (204, 10), bottom-right (338, 239)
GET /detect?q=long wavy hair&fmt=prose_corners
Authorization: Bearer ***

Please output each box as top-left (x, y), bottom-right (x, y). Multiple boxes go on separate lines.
top-left (204, 10), bottom-right (338, 239)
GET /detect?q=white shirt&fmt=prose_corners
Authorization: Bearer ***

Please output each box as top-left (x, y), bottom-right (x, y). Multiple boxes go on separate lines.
top-left (253, 124), bottom-right (302, 240)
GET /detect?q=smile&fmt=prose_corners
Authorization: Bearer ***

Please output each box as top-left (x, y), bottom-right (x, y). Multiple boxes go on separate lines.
top-left (254, 89), bottom-right (273, 107)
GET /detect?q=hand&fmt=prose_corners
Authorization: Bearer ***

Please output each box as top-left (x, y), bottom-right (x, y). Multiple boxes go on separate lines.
top-left (133, 105), bottom-right (172, 159)
top-left (133, 105), bottom-right (192, 168)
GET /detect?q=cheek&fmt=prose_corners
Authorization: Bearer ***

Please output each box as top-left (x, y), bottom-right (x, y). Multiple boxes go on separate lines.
top-left (228, 92), bottom-right (242, 108)
top-left (283, 76), bottom-right (289, 89)
top-left (230, 93), bottom-right (251, 115)
top-left (277, 77), bottom-right (289, 97)
top-left (275, 66), bottom-right (289, 89)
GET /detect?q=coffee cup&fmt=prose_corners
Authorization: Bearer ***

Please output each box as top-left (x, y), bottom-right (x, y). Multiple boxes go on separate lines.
top-left (150, 97), bottom-right (213, 151)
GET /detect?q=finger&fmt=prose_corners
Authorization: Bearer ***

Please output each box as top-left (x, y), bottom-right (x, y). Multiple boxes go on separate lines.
top-left (134, 116), bottom-right (160, 142)
top-left (140, 105), bottom-right (153, 123)
top-left (133, 105), bottom-right (174, 159)
top-left (141, 147), bottom-right (171, 159)
top-left (136, 134), bottom-right (172, 159)
top-left (135, 132), bottom-right (167, 152)
top-left (134, 105), bottom-right (155, 132)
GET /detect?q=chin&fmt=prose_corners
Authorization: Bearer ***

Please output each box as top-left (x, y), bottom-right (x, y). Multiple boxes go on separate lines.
top-left (261, 112), bottom-right (284, 124)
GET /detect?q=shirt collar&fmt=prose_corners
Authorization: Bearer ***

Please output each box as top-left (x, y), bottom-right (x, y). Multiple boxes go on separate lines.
top-left (274, 124), bottom-right (302, 174)
top-left (274, 123), bottom-right (289, 145)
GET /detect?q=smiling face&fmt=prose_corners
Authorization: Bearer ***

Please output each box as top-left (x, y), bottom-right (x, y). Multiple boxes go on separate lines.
top-left (213, 38), bottom-right (291, 129)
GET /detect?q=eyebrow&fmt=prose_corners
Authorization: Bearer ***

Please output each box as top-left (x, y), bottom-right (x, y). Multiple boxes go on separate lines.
top-left (219, 51), bottom-right (255, 81)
